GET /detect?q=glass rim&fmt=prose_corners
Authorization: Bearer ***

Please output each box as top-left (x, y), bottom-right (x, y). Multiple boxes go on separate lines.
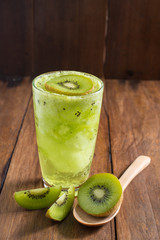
top-left (32, 71), bottom-right (104, 98)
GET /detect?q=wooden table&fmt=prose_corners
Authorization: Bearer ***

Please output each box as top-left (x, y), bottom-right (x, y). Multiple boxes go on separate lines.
top-left (0, 77), bottom-right (159, 240)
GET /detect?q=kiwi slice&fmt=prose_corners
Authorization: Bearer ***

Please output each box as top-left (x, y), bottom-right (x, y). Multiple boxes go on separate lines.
top-left (14, 186), bottom-right (62, 210)
top-left (46, 186), bottom-right (75, 221)
top-left (45, 74), bottom-right (94, 95)
top-left (77, 173), bottom-right (123, 217)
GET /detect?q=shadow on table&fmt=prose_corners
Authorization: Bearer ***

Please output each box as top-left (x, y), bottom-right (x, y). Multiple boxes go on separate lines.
top-left (54, 211), bottom-right (104, 239)
top-left (13, 210), bottom-right (59, 238)
top-left (1, 178), bottom-right (105, 239)
top-left (0, 177), bottom-right (43, 213)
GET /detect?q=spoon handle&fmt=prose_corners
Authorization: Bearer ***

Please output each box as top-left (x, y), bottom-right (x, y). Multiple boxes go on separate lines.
top-left (119, 155), bottom-right (151, 191)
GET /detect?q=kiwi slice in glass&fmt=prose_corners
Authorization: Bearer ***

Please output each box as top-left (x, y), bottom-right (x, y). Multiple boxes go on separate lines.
top-left (77, 173), bottom-right (123, 217)
top-left (46, 186), bottom-right (75, 221)
top-left (14, 186), bottom-right (62, 210)
top-left (45, 74), bottom-right (94, 95)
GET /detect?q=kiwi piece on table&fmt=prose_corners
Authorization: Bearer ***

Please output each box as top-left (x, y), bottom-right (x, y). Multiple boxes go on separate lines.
top-left (77, 173), bottom-right (123, 217)
top-left (14, 186), bottom-right (62, 210)
top-left (45, 74), bottom-right (94, 95)
top-left (46, 186), bottom-right (75, 221)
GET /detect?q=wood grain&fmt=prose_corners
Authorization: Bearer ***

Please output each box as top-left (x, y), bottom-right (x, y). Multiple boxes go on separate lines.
top-left (105, 80), bottom-right (160, 239)
top-left (90, 84), bottom-right (111, 175)
top-left (0, 77), bottom-right (32, 191)
top-left (0, 92), bottom-right (114, 239)
top-left (34, 0), bottom-right (107, 77)
top-left (0, 0), bottom-right (33, 75)
top-left (1, 0), bottom-right (160, 80)
top-left (105, 0), bottom-right (160, 80)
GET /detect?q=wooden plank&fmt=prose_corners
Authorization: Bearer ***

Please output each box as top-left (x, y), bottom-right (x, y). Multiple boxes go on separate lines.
top-left (90, 82), bottom-right (111, 175)
top-left (105, 80), bottom-right (160, 239)
top-left (0, 91), bottom-right (114, 239)
top-left (0, 0), bottom-right (33, 75)
top-left (104, 0), bottom-right (160, 80)
top-left (0, 77), bottom-right (32, 191)
top-left (34, 0), bottom-right (107, 77)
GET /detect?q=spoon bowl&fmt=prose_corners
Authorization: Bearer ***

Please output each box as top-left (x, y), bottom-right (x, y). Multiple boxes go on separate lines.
top-left (73, 200), bottom-right (121, 226)
top-left (73, 155), bottom-right (151, 226)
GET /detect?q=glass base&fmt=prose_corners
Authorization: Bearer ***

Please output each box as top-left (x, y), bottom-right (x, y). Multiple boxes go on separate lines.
top-left (42, 178), bottom-right (79, 196)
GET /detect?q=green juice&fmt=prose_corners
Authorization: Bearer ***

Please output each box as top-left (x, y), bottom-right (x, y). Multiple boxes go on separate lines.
top-left (32, 71), bottom-right (103, 188)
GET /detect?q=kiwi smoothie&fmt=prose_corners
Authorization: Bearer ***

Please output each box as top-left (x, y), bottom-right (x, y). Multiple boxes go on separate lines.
top-left (32, 71), bottom-right (104, 189)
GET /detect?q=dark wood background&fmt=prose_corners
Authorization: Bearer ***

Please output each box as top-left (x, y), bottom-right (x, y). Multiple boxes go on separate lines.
top-left (1, 0), bottom-right (160, 79)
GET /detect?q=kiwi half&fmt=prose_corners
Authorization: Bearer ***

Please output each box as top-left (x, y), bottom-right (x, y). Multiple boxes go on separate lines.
top-left (46, 186), bottom-right (75, 221)
top-left (77, 173), bottom-right (123, 217)
top-left (14, 186), bottom-right (62, 210)
top-left (45, 74), bottom-right (94, 95)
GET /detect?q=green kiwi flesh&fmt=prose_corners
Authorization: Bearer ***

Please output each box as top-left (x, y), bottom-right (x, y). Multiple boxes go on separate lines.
top-left (46, 186), bottom-right (75, 221)
top-left (14, 186), bottom-right (62, 210)
top-left (45, 74), bottom-right (94, 95)
top-left (77, 173), bottom-right (123, 217)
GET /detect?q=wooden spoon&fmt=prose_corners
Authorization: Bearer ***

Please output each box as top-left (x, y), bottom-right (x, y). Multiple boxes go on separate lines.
top-left (73, 155), bottom-right (151, 226)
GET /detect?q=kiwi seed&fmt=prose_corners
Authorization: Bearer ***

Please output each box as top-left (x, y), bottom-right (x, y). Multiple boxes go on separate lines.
top-left (58, 80), bottom-right (80, 90)
top-left (75, 111), bottom-right (81, 117)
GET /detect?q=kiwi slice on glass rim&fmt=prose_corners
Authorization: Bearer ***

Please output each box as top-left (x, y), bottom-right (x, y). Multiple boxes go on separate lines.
top-left (77, 173), bottom-right (123, 217)
top-left (14, 186), bottom-right (62, 210)
top-left (46, 186), bottom-right (75, 221)
top-left (45, 74), bottom-right (94, 96)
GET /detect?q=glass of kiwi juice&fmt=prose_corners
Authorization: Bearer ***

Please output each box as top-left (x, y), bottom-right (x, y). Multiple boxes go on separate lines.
top-left (32, 71), bottom-right (104, 189)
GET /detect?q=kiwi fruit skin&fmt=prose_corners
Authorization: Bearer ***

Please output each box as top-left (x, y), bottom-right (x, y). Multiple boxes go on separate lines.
top-left (77, 173), bottom-right (123, 217)
top-left (46, 186), bottom-right (75, 221)
top-left (45, 75), bottom-right (94, 96)
top-left (14, 186), bottom-right (62, 210)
